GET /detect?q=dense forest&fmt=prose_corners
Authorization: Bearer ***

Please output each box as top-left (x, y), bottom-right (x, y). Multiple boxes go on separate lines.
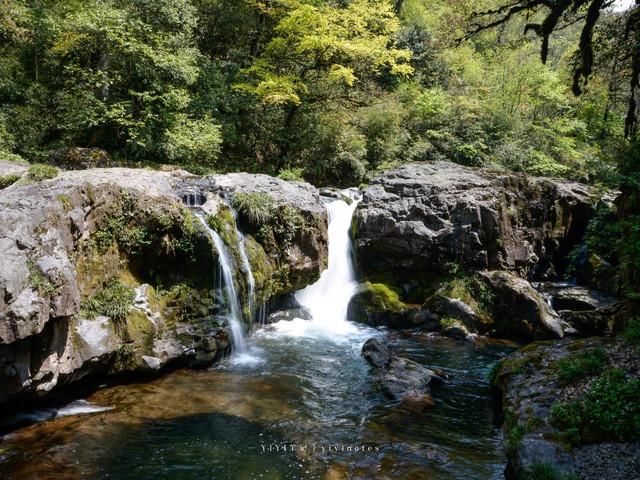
top-left (0, 0), bottom-right (636, 187)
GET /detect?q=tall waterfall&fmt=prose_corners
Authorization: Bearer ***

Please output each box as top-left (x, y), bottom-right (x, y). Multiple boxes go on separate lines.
top-left (197, 215), bottom-right (247, 353)
top-left (275, 195), bottom-right (362, 338)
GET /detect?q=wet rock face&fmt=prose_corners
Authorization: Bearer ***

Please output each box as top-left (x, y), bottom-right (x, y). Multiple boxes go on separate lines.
top-left (188, 172), bottom-right (329, 294)
top-left (480, 271), bottom-right (567, 340)
top-left (353, 162), bottom-right (596, 283)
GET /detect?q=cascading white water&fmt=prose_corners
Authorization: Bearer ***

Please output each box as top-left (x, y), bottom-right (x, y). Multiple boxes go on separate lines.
top-left (196, 215), bottom-right (247, 353)
top-left (232, 211), bottom-right (256, 319)
top-left (269, 194), bottom-right (365, 340)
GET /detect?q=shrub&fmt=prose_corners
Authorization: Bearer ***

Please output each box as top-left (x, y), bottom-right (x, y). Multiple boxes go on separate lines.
top-left (278, 167), bottom-right (305, 182)
top-left (26, 163), bottom-right (58, 182)
top-left (231, 191), bottom-right (274, 227)
top-left (81, 280), bottom-right (135, 323)
top-left (0, 174), bottom-right (20, 189)
top-left (551, 368), bottom-right (640, 445)
top-left (553, 347), bottom-right (606, 385)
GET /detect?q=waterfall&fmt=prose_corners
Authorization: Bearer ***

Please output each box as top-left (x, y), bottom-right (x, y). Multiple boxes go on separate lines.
top-left (231, 210), bottom-right (256, 319)
top-left (273, 194), bottom-right (363, 339)
top-left (196, 215), bottom-right (247, 354)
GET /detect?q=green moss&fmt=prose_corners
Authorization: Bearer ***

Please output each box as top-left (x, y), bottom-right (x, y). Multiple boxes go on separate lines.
top-left (437, 273), bottom-right (494, 324)
top-left (0, 174), bottom-right (20, 189)
top-left (553, 347), bottom-right (606, 385)
top-left (26, 163), bottom-right (58, 182)
top-left (364, 282), bottom-right (407, 312)
top-left (440, 316), bottom-right (459, 329)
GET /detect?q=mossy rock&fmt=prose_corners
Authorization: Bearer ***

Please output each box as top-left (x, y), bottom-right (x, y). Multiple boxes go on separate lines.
top-left (348, 282), bottom-right (408, 324)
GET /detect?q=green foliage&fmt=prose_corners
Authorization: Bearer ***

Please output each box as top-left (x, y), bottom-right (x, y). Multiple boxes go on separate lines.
top-left (81, 279), bottom-right (135, 323)
top-left (0, 0), bottom-right (630, 187)
top-left (553, 347), bottom-right (606, 386)
top-left (231, 192), bottom-right (274, 227)
top-left (26, 164), bottom-right (58, 182)
top-left (205, 213), bottom-right (224, 232)
top-left (163, 115), bottom-right (222, 166)
top-left (623, 317), bottom-right (640, 345)
top-left (271, 205), bottom-right (305, 249)
top-left (551, 369), bottom-right (640, 445)
top-left (277, 167), bottom-right (305, 182)
top-left (27, 259), bottom-right (56, 296)
top-left (94, 193), bottom-right (150, 254)
top-left (0, 174), bottom-right (20, 189)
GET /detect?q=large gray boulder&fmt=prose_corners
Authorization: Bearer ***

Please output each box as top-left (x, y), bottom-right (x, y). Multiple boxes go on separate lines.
top-left (0, 167), bottom-right (328, 407)
top-left (480, 271), bottom-right (567, 339)
top-left (353, 162), bottom-right (596, 283)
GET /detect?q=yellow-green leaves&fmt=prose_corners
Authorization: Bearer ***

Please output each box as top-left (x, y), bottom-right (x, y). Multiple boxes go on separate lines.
top-left (239, 0), bottom-right (413, 106)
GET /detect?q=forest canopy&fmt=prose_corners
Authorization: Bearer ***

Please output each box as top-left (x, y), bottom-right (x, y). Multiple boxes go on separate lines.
top-left (0, 0), bottom-right (636, 186)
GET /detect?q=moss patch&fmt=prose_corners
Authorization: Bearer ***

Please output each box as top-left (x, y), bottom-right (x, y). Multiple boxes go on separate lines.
top-left (362, 282), bottom-right (407, 312)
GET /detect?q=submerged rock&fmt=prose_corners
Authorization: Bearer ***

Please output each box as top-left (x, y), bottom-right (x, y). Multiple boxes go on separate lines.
top-left (362, 338), bottom-right (448, 405)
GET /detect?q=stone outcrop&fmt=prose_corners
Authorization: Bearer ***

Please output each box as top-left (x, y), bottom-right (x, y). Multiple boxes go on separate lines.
top-left (353, 162), bottom-right (596, 284)
top-left (479, 271), bottom-right (568, 340)
top-left (0, 166), bottom-right (328, 407)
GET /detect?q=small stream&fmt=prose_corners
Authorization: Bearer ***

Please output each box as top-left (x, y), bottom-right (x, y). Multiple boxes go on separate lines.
top-left (0, 196), bottom-right (514, 480)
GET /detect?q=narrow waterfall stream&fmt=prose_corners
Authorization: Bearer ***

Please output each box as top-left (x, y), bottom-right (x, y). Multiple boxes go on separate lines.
top-left (0, 197), bottom-right (515, 480)
top-left (196, 215), bottom-right (247, 354)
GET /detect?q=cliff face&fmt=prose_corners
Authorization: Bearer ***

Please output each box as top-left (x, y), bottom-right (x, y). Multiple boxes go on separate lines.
top-left (0, 166), bottom-right (328, 407)
top-left (353, 162), bottom-right (596, 282)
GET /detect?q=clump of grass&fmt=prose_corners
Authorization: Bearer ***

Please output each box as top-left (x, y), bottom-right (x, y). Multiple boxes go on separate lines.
top-left (553, 347), bottom-right (606, 385)
top-left (231, 191), bottom-right (274, 227)
top-left (26, 163), bottom-right (58, 182)
top-left (523, 462), bottom-right (578, 480)
top-left (81, 280), bottom-right (135, 323)
top-left (27, 259), bottom-right (56, 296)
top-left (551, 368), bottom-right (640, 446)
top-left (0, 174), bottom-right (20, 189)
top-left (205, 213), bottom-right (224, 232)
